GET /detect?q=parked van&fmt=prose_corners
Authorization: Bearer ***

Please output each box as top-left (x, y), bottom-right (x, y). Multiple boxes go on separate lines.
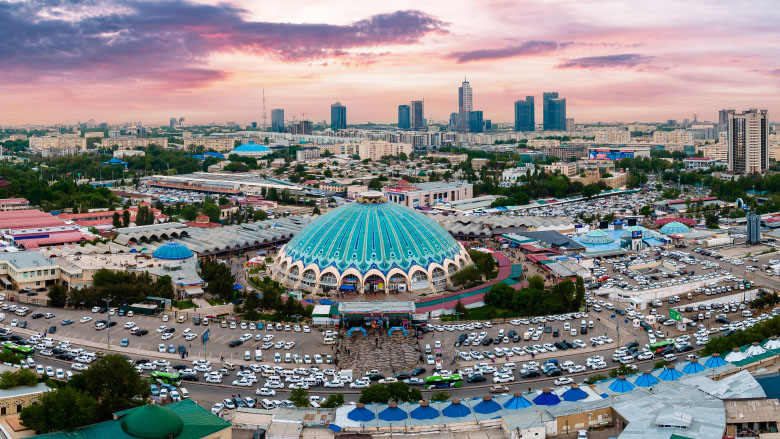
top-left (221, 360), bottom-right (236, 370)
top-left (274, 353), bottom-right (281, 363)
top-left (261, 369), bottom-right (277, 378)
top-left (425, 344), bottom-right (432, 354)
top-left (179, 388), bottom-right (190, 399)
top-left (255, 349), bottom-right (263, 361)
top-left (323, 337), bottom-right (336, 345)
top-left (244, 351), bottom-right (251, 361)
top-left (261, 399), bottom-right (275, 410)
top-left (588, 320), bottom-right (594, 328)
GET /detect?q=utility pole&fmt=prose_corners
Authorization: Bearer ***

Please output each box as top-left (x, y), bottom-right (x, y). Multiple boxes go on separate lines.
top-left (105, 298), bottom-right (111, 349)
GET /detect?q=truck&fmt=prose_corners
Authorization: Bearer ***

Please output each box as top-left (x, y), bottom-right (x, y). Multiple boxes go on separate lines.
top-left (338, 369), bottom-right (353, 383)
top-left (705, 237), bottom-right (732, 248)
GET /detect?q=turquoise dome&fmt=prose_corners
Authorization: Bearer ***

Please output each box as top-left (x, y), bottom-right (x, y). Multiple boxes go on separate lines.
top-left (660, 221), bottom-right (691, 235)
top-left (153, 242), bottom-right (194, 260)
top-left (274, 192), bottom-right (469, 292)
top-left (580, 229), bottom-right (614, 245)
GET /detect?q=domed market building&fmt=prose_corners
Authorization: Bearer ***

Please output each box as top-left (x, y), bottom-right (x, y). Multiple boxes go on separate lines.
top-left (271, 192), bottom-right (472, 295)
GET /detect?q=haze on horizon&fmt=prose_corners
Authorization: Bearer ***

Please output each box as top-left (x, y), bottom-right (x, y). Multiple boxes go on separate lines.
top-left (1, 0), bottom-right (779, 126)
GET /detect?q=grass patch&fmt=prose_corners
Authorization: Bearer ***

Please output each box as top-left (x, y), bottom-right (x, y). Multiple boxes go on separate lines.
top-left (206, 298), bottom-right (227, 306)
top-left (173, 300), bottom-right (198, 310)
top-left (439, 305), bottom-right (526, 321)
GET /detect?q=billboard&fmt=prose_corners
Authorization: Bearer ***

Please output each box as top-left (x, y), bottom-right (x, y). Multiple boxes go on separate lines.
top-left (631, 230), bottom-right (643, 239)
top-left (588, 149), bottom-right (636, 161)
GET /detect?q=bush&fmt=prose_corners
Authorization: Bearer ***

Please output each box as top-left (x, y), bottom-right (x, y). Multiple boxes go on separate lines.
top-left (584, 374), bottom-right (607, 384)
top-left (0, 369), bottom-right (39, 389)
top-left (653, 360), bottom-right (671, 370)
top-left (702, 314), bottom-right (780, 356)
top-left (483, 275), bottom-right (584, 317)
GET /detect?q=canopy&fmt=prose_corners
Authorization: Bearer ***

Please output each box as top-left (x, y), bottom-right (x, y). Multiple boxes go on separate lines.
top-left (561, 385), bottom-right (588, 401)
top-left (682, 360), bottom-right (706, 374)
top-left (319, 299), bottom-right (335, 305)
top-left (339, 285), bottom-right (356, 291)
top-left (533, 390), bottom-right (561, 406)
top-left (347, 405), bottom-right (375, 422)
top-left (745, 342), bottom-right (767, 357)
top-left (410, 403), bottom-right (440, 420)
top-left (608, 377), bottom-right (635, 393)
top-left (634, 372), bottom-right (659, 387)
top-left (503, 394), bottom-right (532, 409)
top-left (725, 348), bottom-right (747, 363)
top-left (442, 400), bottom-right (471, 418)
top-left (704, 354), bottom-right (728, 368)
top-left (473, 397), bottom-right (501, 414)
top-left (378, 405), bottom-right (408, 422)
top-left (764, 337), bottom-right (780, 350)
top-left (658, 366), bottom-right (683, 381)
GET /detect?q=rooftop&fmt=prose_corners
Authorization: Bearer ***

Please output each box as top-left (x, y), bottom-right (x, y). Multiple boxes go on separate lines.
top-left (0, 251), bottom-right (58, 269)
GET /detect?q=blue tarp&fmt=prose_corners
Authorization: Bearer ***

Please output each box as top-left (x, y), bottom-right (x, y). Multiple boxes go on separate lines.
top-left (503, 395), bottom-right (532, 409)
top-left (233, 284), bottom-right (243, 290)
top-left (347, 407), bottom-right (375, 422)
top-left (658, 367), bottom-right (683, 381)
top-left (608, 377), bottom-right (635, 393)
top-left (442, 402), bottom-right (471, 418)
top-left (473, 398), bottom-right (501, 414)
top-left (533, 391), bottom-right (561, 406)
top-left (379, 406), bottom-right (408, 422)
top-left (410, 405), bottom-right (440, 420)
top-left (704, 355), bottom-right (727, 368)
top-left (634, 373), bottom-right (659, 387)
top-left (328, 424), bottom-right (342, 432)
top-left (319, 299), bottom-right (335, 305)
top-left (561, 386), bottom-right (588, 401)
top-left (682, 361), bottom-right (706, 374)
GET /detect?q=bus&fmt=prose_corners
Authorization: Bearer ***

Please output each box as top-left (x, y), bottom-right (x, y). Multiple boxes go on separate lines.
top-left (648, 340), bottom-right (673, 353)
top-left (150, 371), bottom-right (182, 387)
top-left (2, 342), bottom-right (33, 359)
top-left (425, 374), bottom-right (463, 389)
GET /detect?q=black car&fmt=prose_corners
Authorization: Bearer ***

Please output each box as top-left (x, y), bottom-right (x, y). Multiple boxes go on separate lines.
top-left (544, 326), bottom-right (552, 333)
top-left (193, 317), bottom-right (201, 326)
top-left (172, 364), bottom-right (188, 370)
top-left (136, 329), bottom-right (149, 336)
top-left (554, 342), bottom-right (565, 350)
top-left (467, 374), bottom-right (486, 383)
top-left (493, 337), bottom-right (502, 344)
top-left (9, 335), bottom-right (22, 341)
top-left (164, 327), bottom-right (175, 333)
top-left (48, 326), bottom-right (56, 334)
top-left (180, 373), bottom-right (199, 382)
top-left (228, 340), bottom-right (243, 347)
top-left (482, 339), bottom-right (493, 346)
top-left (411, 367), bottom-right (426, 376)
top-left (546, 369), bottom-right (562, 377)
top-left (18, 321), bottom-right (27, 328)
top-left (108, 321), bottom-right (117, 327)
top-left (395, 372), bottom-right (411, 380)
top-left (715, 317), bottom-right (730, 324)
top-left (512, 335), bottom-right (520, 343)
top-left (552, 329), bottom-right (559, 338)
top-left (367, 373), bottom-right (384, 381)
top-left (724, 329), bottom-right (736, 337)
top-left (521, 369), bottom-right (540, 379)
top-left (56, 353), bottom-right (74, 361)
top-left (625, 341), bottom-right (639, 349)
top-left (659, 347), bottom-right (675, 357)
top-left (135, 358), bottom-right (150, 364)
top-left (580, 327), bottom-right (587, 335)
top-left (677, 344), bottom-right (694, 353)
top-left (31, 313), bottom-right (44, 319)
top-left (507, 330), bottom-right (517, 338)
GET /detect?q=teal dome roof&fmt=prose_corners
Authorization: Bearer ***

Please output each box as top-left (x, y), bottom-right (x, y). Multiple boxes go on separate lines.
top-left (660, 221), bottom-right (691, 235)
top-left (153, 242), bottom-right (194, 260)
top-left (121, 405), bottom-right (183, 439)
top-left (580, 229), bottom-right (615, 245)
top-left (232, 143), bottom-right (271, 153)
top-left (281, 194), bottom-right (464, 274)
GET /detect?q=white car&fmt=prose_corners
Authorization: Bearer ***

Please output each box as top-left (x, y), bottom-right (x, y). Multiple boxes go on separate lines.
top-left (256, 387), bottom-right (277, 396)
top-left (80, 317), bottom-right (92, 323)
top-left (324, 380), bottom-right (344, 388)
top-left (184, 333), bottom-right (197, 341)
top-left (124, 322), bottom-right (136, 329)
top-left (211, 403), bottom-right (224, 415)
top-left (158, 344), bottom-right (167, 353)
top-left (239, 333), bottom-right (252, 342)
top-left (161, 333), bottom-right (173, 340)
top-left (350, 380), bottom-right (370, 389)
top-left (263, 335), bottom-right (274, 342)
top-left (45, 366), bottom-right (54, 377)
top-left (303, 326), bottom-right (311, 333)
top-left (206, 374), bottom-right (223, 384)
top-left (232, 379), bottom-right (253, 387)
top-left (156, 326), bottom-right (167, 333)
top-left (554, 377), bottom-right (574, 386)
top-left (71, 363), bottom-right (88, 371)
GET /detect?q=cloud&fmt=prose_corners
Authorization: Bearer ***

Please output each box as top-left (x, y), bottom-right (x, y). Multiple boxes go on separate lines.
top-left (448, 40), bottom-right (560, 63)
top-left (751, 68), bottom-right (780, 77)
top-left (556, 53), bottom-right (653, 69)
top-left (0, 1), bottom-right (448, 88)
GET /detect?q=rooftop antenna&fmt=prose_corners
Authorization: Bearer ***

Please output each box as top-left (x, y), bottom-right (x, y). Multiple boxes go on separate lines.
top-left (262, 89), bottom-right (267, 131)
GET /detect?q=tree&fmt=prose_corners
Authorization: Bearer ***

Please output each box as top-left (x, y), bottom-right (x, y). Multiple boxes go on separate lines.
top-left (468, 251), bottom-right (495, 279)
top-left (454, 299), bottom-right (468, 319)
top-left (47, 284), bottom-right (68, 308)
top-left (359, 384), bottom-right (391, 404)
top-left (653, 360), bottom-right (671, 370)
top-left (0, 369), bottom-right (38, 389)
top-left (640, 205), bottom-right (654, 217)
top-left (290, 388), bottom-right (310, 408)
top-left (320, 393), bottom-right (344, 408)
top-left (312, 206), bottom-right (321, 215)
top-left (253, 209), bottom-right (268, 221)
top-left (584, 374), bottom-right (607, 385)
top-left (203, 203), bottom-right (221, 223)
top-left (20, 386), bottom-right (97, 434)
top-left (112, 211), bottom-right (121, 228)
top-left (368, 178), bottom-right (382, 190)
top-left (450, 266), bottom-right (481, 288)
top-left (581, 184), bottom-right (601, 199)
top-left (430, 390), bottom-right (450, 402)
top-left (182, 205), bottom-right (199, 221)
top-left (74, 354), bottom-right (150, 419)
top-left (608, 364), bottom-right (636, 378)
top-left (122, 209), bottom-right (131, 227)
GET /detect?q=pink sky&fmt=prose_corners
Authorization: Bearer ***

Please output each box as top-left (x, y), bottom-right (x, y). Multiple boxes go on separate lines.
top-left (1, 0), bottom-right (779, 125)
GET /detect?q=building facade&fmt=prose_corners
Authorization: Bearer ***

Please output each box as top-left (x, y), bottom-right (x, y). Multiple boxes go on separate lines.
top-left (468, 111), bottom-right (484, 133)
top-left (397, 105), bottom-right (410, 129)
top-left (182, 137), bottom-right (234, 152)
top-left (728, 109), bottom-right (768, 175)
top-left (543, 92), bottom-right (566, 131)
top-left (410, 100), bottom-right (425, 130)
top-left (101, 137), bottom-right (168, 149)
top-left (271, 109), bottom-right (285, 132)
top-left (594, 130), bottom-right (631, 144)
top-left (295, 147), bottom-right (320, 161)
top-left (330, 102), bottom-right (347, 130)
top-left (458, 79), bottom-right (473, 132)
top-left (383, 181), bottom-right (473, 208)
top-left (514, 96), bottom-right (535, 131)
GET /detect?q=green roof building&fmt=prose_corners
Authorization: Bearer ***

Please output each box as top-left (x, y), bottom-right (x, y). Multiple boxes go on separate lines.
top-left (33, 400), bottom-right (231, 439)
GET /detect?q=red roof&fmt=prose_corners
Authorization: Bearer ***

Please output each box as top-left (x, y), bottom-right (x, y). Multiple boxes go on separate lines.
top-left (0, 198), bottom-right (28, 204)
top-left (667, 196), bottom-right (717, 205)
top-left (683, 157), bottom-right (715, 161)
top-left (0, 209), bottom-right (49, 220)
top-left (18, 232), bottom-right (89, 249)
top-left (0, 217), bottom-right (67, 229)
top-left (184, 221), bottom-right (221, 229)
top-left (74, 219), bottom-right (114, 227)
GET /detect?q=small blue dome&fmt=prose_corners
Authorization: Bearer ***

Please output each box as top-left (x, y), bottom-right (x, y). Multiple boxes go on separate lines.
top-left (153, 242), bottom-right (194, 260)
top-left (660, 221), bottom-right (691, 235)
top-left (580, 229), bottom-right (615, 245)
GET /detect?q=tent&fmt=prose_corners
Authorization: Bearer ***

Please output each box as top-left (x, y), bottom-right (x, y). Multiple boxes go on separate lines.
top-left (410, 401), bottom-right (440, 420)
top-left (347, 404), bottom-right (375, 422)
top-left (682, 359), bottom-right (706, 374)
top-left (764, 336), bottom-right (780, 350)
top-left (318, 299), bottom-right (335, 305)
top-left (725, 347), bottom-right (747, 363)
top-left (561, 385), bottom-right (588, 401)
top-left (379, 403), bottom-right (408, 422)
top-left (503, 393), bottom-right (533, 409)
top-left (473, 396), bottom-right (501, 414)
top-left (634, 371), bottom-right (659, 387)
top-left (745, 342), bottom-right (767, 357)
top-left (658, 365), bottom-right (683, 381)
top-left (608, 376), bottom-right (635, 393)
top-left (442, 400), bottom-right (471, 418)
top-left (533, 389), bottom-right (561, 406)
top-left (704, 353), bottom-right (728, 368)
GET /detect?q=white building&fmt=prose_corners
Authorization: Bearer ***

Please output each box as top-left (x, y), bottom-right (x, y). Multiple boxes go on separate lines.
top-left (594, 130), bottom-right (631, 144)
top-left (502, 164), bottom-right (535, 183)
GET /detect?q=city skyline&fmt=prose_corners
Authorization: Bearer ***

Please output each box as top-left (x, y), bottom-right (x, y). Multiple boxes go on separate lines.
top-left (2, 0), bottom-right (780, 125)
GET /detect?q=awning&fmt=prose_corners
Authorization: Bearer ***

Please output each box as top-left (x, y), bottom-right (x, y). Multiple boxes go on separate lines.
top-left (339, 285), bottom-right (356, 290)
top-left (0, 277), bottom-right (11, 287)
top-left (183, 287), bottom-right (204, 296)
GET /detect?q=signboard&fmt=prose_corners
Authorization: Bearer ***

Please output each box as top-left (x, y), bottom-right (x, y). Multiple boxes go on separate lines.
top-left (632, 230), bottom-right (643, 239)
top-left (588, 149), bottom-right (636, 161)
top-left (202, 329), bottom-right (210, 344)
top-left (670, 309), bottom-right (681, 321)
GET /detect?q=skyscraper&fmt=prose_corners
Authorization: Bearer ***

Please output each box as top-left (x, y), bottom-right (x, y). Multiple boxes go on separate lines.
top-left (458, 79), bottom-right (472, 132)
top-left (271, 109), bottom-right (285, 132)
top-left (727, 109), bottom-right (768, 175)
top-left (514, 96), bottom-right (535, 131)
top-left (468, 111), bottom-right (484, 133)
top-left (330, 102), bottom-right (346, 130)
top-left (543, 92), bottom-right (566, 131)
top-left (718, 109), bottom-right (734, 129)
top-left (398, 105), bottom-right (410, 129)
top-left (410, 100), bottom-right (424, 130)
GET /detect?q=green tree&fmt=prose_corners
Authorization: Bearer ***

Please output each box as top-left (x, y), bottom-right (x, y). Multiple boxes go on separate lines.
top-left (454, 299), bottom-right (468, 319)
top-left (253, 209), bottom-right (268, 221)
top-left (112, 211), bottom-right (121, 228)
top-left (653, 360), bottom-right (671, 369)
top-left (0, 369), bottom-right (38, 389)
top-left (584, 374), bottom-right (608, 385)
top-left (47, 284), bottom-right (68, 308)
top-left (430, 390), bottom-right (451, 402)
top-left (20, 386), bottom-right (97, 434)
top-left (581, 184), bottom-right (601, 199)
top-left (289, 388), bottom-right (310, 408)
top-left (73, 354), bottom-right (150, 419)
top-left (368, 178), bottom-right (383, 190)
top-left (640, 205), bottom-right (654, 217)
top-left (320, 393), bottom-right (344, 408)
top-left (359, 384), bottom-right (392, 404)
top-left (122, 209), bottom-right (130, 227)
top-left (468, 251), bottom-right (495, 279)
top-left (203, 203), bottom-right (221, 223)
top-left (182, 205), bottom-right (199, 221)
top-left (312, 206), bottom-right (321, 215)
top-left (450, 265), bottom-right (481, 288)
top-left (608, 364), bottom-right (636, 378)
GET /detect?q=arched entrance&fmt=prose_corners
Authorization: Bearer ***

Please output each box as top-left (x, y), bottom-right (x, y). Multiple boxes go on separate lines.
top-left (340, 274), bottom-right (360, 294)
top-left (364, 274), bottom-right (385, 295)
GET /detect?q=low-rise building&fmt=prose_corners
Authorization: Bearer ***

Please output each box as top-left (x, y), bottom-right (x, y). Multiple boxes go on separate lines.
top-left (182, 136), bottom-right (234, 151)
top-left (471, 158), bottom-right (489, 169)
top-left (428, 152), bottom-right (468, 165)
top-left (113, 149), bottom-right (146, 158)
top-left (684, 157), bottom-right (720, 171)
top-left (0, 198), bottom-right (30, 211)
top-left (101, 137), bottom-right (168, 149)
top-left (541, 162), bottom-right (578, 177)
top-left (295, 147), bottom-right (321, 161)
top-left (502, 163), bottom-right (535, 183)
top-left (29, 135), bottom-right (86, 156)
top-left (0, 251), bottom-right (61, 290)
top-left (383, 181), bottom-right (473, 208)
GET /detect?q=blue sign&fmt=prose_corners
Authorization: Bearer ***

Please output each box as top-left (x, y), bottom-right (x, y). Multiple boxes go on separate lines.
top-left (202, 329), bottom-right (210, 345)
top-left (632, 230), bottom-right (643, 239)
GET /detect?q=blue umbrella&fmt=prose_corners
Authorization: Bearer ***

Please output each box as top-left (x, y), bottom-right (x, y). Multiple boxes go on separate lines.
top-left (682, 359), bottom-right (706, 374)
top-left (634, 371), bottom-right (659, 387)
top-left (533, 389), bottom-right (561, 406)
top-left (347, 404), bottom-right (375, 422)
top-left (473, 396), bottom-right (501, 414)
top-left (379, 404), bottom-right (408, 422)
top-left (608, 376), bottom-right (635, 393)
top-left (503, 393), bottom-right (533, 409)
top-left (561, 385), bottom-right (588, 401)
top-left (442, 400), bottom-right (471, 418)
top-left (410, 402), bottom-right (440, 420)
top-left (658, 365), bottom-right (683, 381)
top-left (704, 353), bottom-right (728, 368)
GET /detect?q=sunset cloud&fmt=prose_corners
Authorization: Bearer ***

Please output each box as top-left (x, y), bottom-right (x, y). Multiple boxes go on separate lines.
top-left (556, 54), bottom-right (654, 69)
top-left (448, 40), bottom-right (560, 63)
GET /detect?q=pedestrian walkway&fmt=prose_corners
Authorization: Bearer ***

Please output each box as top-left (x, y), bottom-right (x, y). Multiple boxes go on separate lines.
top-left (338, 329), bottom-right (419, 373)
